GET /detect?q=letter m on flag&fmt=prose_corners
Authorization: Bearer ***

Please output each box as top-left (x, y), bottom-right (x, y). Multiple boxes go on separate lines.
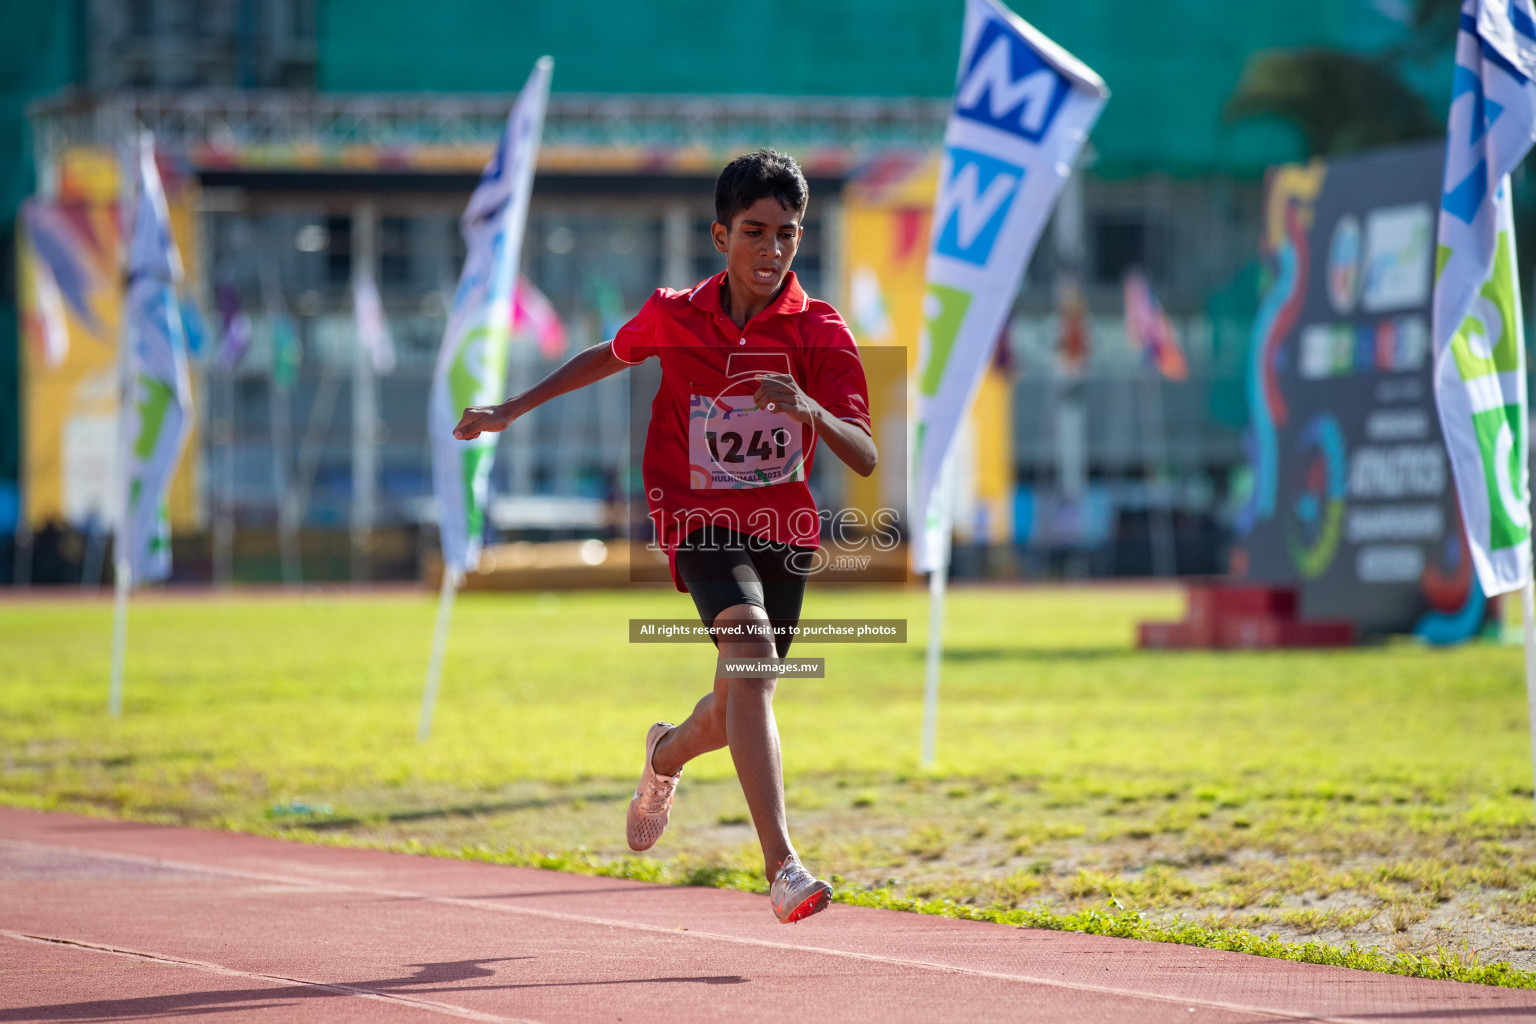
top-left (955, 16), bottom-right (1071, 141)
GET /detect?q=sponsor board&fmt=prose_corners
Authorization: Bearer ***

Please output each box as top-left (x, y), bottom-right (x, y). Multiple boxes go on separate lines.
top-left (1237, 142), bottom-right (1483, 637)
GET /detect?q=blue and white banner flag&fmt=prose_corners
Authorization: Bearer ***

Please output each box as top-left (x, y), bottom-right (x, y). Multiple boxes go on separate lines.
top-left (911, 0), bottom-right (1107, 571)
top-left (117, 134), bottom-right (193, 585)
top-left (1432, 0), bottom-right (1536, 596)
top-left (428, 58), bottom-right (551, 576)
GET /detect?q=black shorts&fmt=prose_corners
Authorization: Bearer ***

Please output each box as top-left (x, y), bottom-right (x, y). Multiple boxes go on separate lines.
top-left (673, 526), bottom-right (811, 659)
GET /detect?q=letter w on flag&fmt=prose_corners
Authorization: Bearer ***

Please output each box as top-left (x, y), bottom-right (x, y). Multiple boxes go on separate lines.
top-left (933, 148), bottom-right (1023, 266)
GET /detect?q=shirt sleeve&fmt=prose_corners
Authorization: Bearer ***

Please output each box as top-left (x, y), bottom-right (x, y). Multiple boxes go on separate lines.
top-left (610, 291), bottom-right (662, 364)
top-left (805, 311), bottom-right (872, 436)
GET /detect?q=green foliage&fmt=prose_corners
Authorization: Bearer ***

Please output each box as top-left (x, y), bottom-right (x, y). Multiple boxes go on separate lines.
top-left (1225, 48), bottom-right (1440, 157)
top-left (1223, 0), bottom-right (1459, 159)
top-left (833, 889), bottom-right (1536, 989)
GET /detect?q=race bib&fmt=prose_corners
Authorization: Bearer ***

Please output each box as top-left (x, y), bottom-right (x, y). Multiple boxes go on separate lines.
top-left (688, 391), bottom-right (806, 489)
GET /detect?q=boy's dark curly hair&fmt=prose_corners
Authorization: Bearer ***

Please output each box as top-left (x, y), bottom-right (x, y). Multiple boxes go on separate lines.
top-left (714, 149), bottom-right (809, 228)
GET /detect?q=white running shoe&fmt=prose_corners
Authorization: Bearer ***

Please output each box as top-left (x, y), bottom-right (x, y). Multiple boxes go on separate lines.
top-left (626, 722), bottom-right (680, 852)
top-left (769, 855), bottom-right (832, 923)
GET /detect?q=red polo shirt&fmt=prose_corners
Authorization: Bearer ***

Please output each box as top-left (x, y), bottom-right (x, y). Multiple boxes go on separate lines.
top-left (611, 271), bottom-right (871, 589)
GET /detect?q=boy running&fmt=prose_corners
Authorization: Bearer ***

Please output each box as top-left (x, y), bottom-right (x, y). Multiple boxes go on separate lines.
top-left (453, 149), bottom-right (876, 923)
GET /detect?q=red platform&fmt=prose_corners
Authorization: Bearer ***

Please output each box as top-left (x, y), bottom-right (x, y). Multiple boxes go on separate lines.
top-left (1138, 582), bottom-right (1354, 650)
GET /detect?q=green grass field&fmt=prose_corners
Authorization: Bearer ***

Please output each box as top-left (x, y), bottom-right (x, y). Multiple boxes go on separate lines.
top-left (4, 584), bottom-right (1536, 987)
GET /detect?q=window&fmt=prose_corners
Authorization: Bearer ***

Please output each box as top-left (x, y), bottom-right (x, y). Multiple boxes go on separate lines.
top-left (290, 0), bottom-right (317, 39)
top-left (127, 0), bottom-right (154, 37)
top-left (381, 218), bottom-right (410, 286)
top-left (1092, 216), bottom-right (1150, 285)
top-left (325, 216), bottom-right (351, 287)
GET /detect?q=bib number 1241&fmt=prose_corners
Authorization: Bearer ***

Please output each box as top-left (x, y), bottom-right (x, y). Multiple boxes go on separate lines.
top-left (688, 393), bottom-right (807, 489)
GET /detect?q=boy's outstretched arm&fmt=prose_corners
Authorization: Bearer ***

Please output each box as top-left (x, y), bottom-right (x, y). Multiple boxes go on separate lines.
top-left (453, 341), bottom-right (629, 440)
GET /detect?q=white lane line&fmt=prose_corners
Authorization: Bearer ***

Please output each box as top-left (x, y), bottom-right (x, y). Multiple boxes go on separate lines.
top-left (0, 929), bottom-right (542, 1024)
top-left (0, 836), bottom-right (1479, 1024)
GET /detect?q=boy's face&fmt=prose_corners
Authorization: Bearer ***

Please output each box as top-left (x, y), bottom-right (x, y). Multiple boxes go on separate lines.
top-left (712, 197), bottom-right (803, 302)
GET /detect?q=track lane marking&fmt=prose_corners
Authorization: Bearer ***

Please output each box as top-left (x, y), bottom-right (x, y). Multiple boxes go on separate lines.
top-left (0, 929), bottom-right (543, 1024)
top-left (0, 836), bottom-right (1499, 1024)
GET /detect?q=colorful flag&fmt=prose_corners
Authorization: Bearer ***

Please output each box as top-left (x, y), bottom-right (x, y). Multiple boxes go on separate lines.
top-left (848, 265), bottom-right (893, 341)
top-left (270, 311), bottom-right (301, 391)
top-left (428, 58), bottom-right (552, 575)
top-left (214, 281), bottom-right (253, 374)
top-left (20, 197), bottom-right (106, 368)
top-left (22, 197), bottom-right (101, 338)
top-left (117, 135), bottom-right (193, 585)
top-left (585, 273), bottom-right (628, 338)
top-left (1056, 276), bottom-right (1089, 376)
top-left (20, 218), bottom-right (69, 369)
top-left (512, 274), bottom-right (566, 360)
top-left (1123, 268), bottom-right (1188, 381)
top-left (354, 269), bottom-right (398, 374)
top-left (911, 0), bottom-right (1108, 571)
top-left (258, 263), bottom-right (302, 391)
top-left (179, 296), bottom-right (206, 357)
top-left (1431, 0), bottom-right (1536, 596)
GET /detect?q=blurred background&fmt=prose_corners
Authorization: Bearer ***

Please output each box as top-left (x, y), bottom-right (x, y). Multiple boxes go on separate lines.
top-left (0, 0), bottom-right (1485, 588)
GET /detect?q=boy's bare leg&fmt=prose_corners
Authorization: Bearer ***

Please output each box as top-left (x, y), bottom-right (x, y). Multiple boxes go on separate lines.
top-left (725, 671), bottom-right (792, 880)
top-left (650, 677), bottom-right (728, 776)
top-left (648, 602), bottom-right (792, 879)
top-left (715, 603), bottom-right (793, 880)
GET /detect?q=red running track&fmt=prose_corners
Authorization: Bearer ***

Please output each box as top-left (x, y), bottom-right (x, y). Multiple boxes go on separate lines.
top-left (1, 808), bottom-right (1532, 1023)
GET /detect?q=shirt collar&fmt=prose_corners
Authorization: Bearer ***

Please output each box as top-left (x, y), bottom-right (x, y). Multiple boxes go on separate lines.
top-left (688, 270), bottom-right (807, 318)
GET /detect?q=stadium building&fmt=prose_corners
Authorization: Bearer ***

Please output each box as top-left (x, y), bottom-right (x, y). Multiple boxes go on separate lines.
top-left (1, 0), bottom-right (1446, 583)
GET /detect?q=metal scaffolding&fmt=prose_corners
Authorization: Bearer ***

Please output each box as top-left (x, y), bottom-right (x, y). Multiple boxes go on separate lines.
top-left (29, 89), bottom-right (949, 176)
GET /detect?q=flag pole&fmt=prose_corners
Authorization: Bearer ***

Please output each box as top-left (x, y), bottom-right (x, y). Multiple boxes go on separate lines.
top-left (259, 258), bottom-right (300, 587)
top-left (214, 366), bottom-right (236, 586)
top-left (1142, 372), bottom-right (1178, 577)
top-left (920, 557), bottom-right (948, 770)
top-left (351, 201), bottom-right (380, 584)
top-left (270, 370), bottom-right (298, 585)
top-left (418, 567), bottom-right (462, 741)
top-left (1517, 577), bottom-right (1536, 817)
top-left (108, 128), bottom-right (136, 718)
top-left (285, 362), bottom-right (343, 533)
top-left (920, 458), bottom-right (956, 770)
top-left (108, 322), bottom-right (133, 715)
top-left (107, 563), bottom-right (131, 717)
